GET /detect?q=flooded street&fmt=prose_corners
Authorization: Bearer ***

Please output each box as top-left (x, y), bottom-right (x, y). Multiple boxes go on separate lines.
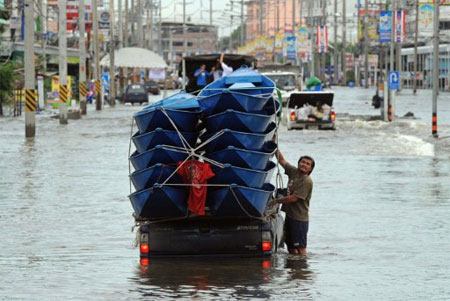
top-left (1, 87), bottom-right (450, 300)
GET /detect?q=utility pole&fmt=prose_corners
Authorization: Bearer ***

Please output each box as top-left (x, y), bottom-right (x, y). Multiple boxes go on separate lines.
top-left (333, 0), bottom-right (338, 84)
top-left (125, 0), bottom-right (129, 47)
top-left (388, 0), bottom-right (396, 122)
top-left (413, 0), bottom-right (419, 94)
top-left (292, 0), bottom-right (295, 31)
top-left (169, 28), bottom-right (173, 67)
top-left (390, 0), bottom-right (395, 75)
top-left (342, 0), bottom-right (346, 85)
top-left (363, 0), bottom-right (369, 88)
top-left (146, 1), bottom-right (150, 48)
top-left (210, 0), bottom-right (213, 26)
top-left (322, 0), bottom-right (327, 80)
top-left (131, 0), bottom-right (135, 45)
top-left (432, 0), bottom-right (439, 138)
top-left (182, 0), bottom-right (186, 89)
top-left (276, 0), bottom-right (279, 34)
top-left (309, 0), bottom-right (315, 77)
top-left (58, 0), bottom-right (68, 124)
top-left (38, 0), bottom-right (46, 72)
top-left (158, 0), bottom-right (162, 56)
top-left (241, 0), bottom-right (244, 46)
top-left (137, 0), bottom-right (143, 47)
top-left (183, 0), bottom-right (186, 56)
top-left (396, 3), bottom-right (402, 92)
top-left (24, 0), bottom-right (36, 137)
top-left (79, 0), bottom-right (87, 114)
top-left (229, 15), bottom-right (233, 51)
top-left (299, 0), bottom-right (303, 26)
top-left (259, 0), bottom-right (263, 36)
top-left (109, 0), bottom-right (116, 106)
top-left (356, 0), bottom-right (360, 86)
top-left (118, 0), bottom-right (123, 48)
top-left (150, 0), bottom-right (153, 51)
top-left (93, 0), bottom-right (101, 110)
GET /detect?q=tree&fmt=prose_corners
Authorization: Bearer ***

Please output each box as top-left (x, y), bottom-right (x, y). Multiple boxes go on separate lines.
top-left (219, 24), bottom-right (246, 51)
top-left (0, 61), bottom-right (19, 116)
top-left (0, 22), bottom-right (20, 116)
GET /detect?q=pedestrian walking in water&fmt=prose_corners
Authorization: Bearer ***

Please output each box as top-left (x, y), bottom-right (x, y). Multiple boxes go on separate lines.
top-left (273, 149), bottom-right (314, 255)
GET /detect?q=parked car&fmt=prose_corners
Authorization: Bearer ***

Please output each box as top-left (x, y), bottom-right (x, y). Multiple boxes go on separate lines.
top-left (124, 84), bottom-right (148, 105)
top-left (157, 78), bottom-right (179, 90)
top-left (285, 91), bottom-right (336, 130)
top-left (144, 80), bottom-right (160, 95)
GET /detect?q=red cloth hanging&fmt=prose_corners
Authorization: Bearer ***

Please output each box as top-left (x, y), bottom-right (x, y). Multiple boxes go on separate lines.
top-left (177, 160), bottom-right (215, 215)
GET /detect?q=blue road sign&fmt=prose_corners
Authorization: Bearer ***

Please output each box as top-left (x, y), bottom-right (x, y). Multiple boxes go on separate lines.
top-left (100, 73), bottom-right (109, 88)
top-left (388, 71), bottom-right (399, 90)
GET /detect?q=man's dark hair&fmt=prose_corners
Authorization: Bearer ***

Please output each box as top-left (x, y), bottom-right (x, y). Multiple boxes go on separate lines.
top-left (298, 156), bottom-right (315, 175)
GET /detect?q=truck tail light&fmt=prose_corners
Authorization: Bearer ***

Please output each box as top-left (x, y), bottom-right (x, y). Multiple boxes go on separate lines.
top-left (290, 111), bottom-right (296, 121)
top-left (330, 111), bottom-right (336, 121)
top-left (140, 258), bottom-right (149, 265)
top-left (262, 241), bottom-right (272, 251)
top-left (140, 243), bottom-right (149, 254)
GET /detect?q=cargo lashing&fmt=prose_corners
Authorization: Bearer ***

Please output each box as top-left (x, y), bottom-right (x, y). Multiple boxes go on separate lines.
top-left (129, 92), bottom-right (284, 225)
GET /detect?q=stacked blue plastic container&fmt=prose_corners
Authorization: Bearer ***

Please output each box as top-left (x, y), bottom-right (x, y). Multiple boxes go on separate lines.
top-left (198, 66), bottom-right (280, 218)
top-left (128, 91), bottom-right (202, 219)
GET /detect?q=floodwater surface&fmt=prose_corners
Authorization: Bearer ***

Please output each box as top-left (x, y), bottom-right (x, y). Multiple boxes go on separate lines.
top-left (1, 87), bottom-right (449, 300)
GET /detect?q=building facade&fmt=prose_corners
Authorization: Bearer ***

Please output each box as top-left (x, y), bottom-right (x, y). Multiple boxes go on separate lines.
top-left (158, 21), bottom-right (218, 69)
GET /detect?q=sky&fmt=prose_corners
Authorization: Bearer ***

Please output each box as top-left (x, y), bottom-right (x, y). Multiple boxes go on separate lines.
top-left (160, 0), bottom-right (230, 36)
top-left (159, 0), bottom-right (359, 38)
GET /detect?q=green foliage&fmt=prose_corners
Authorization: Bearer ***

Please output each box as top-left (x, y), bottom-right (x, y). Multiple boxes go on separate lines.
top-left (219, 24), bottom-right (246, 50)
top-left (346, 70), bottom-right (355, 84)
top-left (0, 10), bottom-right (11, 21)
top-left (0, 61), bottom-right (19, 107)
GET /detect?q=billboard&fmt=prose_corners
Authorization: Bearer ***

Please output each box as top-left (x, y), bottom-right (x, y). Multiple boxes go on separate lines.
top-left (379, 11), bottom-right (392, 43)
top-left (358, 10), bottom-right (380, 45)
top-left (67, 1), bottom-right (93, 32)
top-left (316, 25), bottom-right (328, 53)
top-left (394, 10), bottom-right (405, 43)
top-left (419, 3), bottom-right (434, 35)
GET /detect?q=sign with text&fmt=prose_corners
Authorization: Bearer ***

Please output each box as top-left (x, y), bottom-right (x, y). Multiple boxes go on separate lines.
top-left (67, 1), bottom-right (93, 32)
top-left (379, 11), bottom-right (392, 43)
top-left (394, 10), bottom-right (405, 43)
top-left (316, 25), bottom-right (328, 53)
top-left (419, 3), bottom-right (434, 35)
top-left (388, 71), bottom-right (399, 90)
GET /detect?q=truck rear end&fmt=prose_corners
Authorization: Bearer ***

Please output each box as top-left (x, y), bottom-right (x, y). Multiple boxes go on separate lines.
top-left (285, 91), bottom-right (336, 130)
top-left (137, 212), bottom-right (283, 259)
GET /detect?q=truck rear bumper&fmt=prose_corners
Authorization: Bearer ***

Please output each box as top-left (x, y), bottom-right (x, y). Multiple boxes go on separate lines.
top-left (288, 121), bottom-right (335, 130)
top-left (138, 214), bottom-right (283, 258)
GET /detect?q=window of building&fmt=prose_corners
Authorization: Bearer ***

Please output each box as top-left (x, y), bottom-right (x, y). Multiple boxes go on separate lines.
top-left (440, 21), bottom-right (450, 30)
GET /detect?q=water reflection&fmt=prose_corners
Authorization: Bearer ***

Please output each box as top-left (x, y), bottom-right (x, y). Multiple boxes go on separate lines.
top-left (132, 255), bottom-right (313, 299)
top-left (284, 256), bottom-right (312, 281)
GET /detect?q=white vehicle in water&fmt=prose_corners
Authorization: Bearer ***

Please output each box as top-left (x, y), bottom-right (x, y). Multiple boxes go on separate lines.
top-left (261, 71), bottom-right (302, 105)
top-left (285, 91), bottom-right (336, 130)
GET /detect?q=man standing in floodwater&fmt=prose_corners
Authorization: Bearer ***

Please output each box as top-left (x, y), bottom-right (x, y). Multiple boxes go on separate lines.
top-left (273, 150), bottom-right (314, 255)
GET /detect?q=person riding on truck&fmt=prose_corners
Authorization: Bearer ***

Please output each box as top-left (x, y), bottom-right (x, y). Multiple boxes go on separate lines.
top-left (272, 149), bottom-right (315, 255)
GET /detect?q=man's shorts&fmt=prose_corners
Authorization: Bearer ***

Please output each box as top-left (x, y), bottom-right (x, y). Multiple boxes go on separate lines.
top-left (284, 216), bottom-right (309, 249)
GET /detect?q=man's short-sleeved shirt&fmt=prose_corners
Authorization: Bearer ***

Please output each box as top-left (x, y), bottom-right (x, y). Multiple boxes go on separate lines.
top-left (282, 162), bottom-right (313, 221)
top-left (194, 69), bottom-right (211, 86)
